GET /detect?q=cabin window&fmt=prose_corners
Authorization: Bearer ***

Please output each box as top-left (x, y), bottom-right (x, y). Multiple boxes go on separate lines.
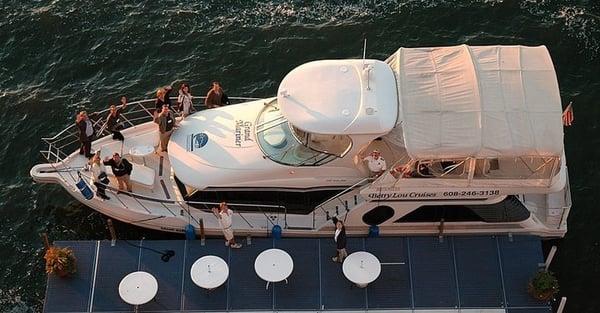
top-left (394, 205), bottom-right (483, 223)
top-left (387, 158), bottom-right (468, 180)
top-left (291, 126), bottom-right (352, 158)
top-left (256, 100), bottom-right (351, 166)
top-left (473, 157), bottom-right (559, 180)
top-left (362, 206), bottom-right (395, 225)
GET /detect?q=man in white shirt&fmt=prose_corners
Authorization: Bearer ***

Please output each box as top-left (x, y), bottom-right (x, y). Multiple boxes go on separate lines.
top-left (212, 202), bottom-right (242, 249)
top-left (362, 149), bottom-right (387, 177)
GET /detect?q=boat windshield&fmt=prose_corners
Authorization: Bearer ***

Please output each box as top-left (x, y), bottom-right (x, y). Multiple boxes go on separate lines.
top-left (256, 100), bottom-right (352, 166)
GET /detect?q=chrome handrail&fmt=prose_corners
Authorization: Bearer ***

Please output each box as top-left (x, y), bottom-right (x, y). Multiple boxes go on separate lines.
top-left (40, 96), bottom-right (260, 164)
top-left (313, 177), bottom-right (372, 216)
top-left (79, 169), bottom-right (285, 209)
top-left (74, 168), bottom-right (285, 229)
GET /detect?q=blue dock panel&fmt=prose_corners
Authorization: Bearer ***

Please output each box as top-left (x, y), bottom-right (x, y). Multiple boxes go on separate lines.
top-left (44, 241), bottom-right (96, 313)
top-left (227, 238), bottom-right (273, 310)
top-left (92, 241), bottom-right (139, 312)
top-left (365, 237), bottom-right (412, 309)
top-left (409, 236), bottom-right (458, 308)
top-left (182, 240), bottom-right (229, 311)
top-left (499, 236), bottom-right (549, 308)
top-left (454, 236), bottom-right (504, 307)
top-left (320, 237), bottom-right (367, 310)
top-left (138, 240), bottom-right (185, 312)
top-left (274, 238), bottom-right (320, 310)
top-left (44, 235), bottom-right (552, 312)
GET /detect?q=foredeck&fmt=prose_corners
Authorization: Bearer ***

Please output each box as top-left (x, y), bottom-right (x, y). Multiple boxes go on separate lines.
top-left (44, 236), bottom-right (551, 313)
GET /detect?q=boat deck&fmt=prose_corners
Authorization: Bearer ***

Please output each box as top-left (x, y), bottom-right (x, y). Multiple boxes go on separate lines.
top-left (44, 236), bottom-right (550, 313)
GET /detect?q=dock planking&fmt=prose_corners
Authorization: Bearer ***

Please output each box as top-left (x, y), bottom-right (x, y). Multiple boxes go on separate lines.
top-left (44, 235), bottom-right (551, 312)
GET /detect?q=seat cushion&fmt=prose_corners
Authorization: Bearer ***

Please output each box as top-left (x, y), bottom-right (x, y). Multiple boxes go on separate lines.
top-left (105, 163), bottom-right (155, 188)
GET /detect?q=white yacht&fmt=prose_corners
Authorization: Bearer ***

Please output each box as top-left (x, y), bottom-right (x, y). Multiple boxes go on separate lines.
top-left (31, 44), bottom-right (571, 238)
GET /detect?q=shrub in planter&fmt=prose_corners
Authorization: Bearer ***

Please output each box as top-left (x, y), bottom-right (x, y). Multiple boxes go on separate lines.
top-left (528, 270), bottom-right (559, 301)
top-left (44, 246), bottom-right (77, 277)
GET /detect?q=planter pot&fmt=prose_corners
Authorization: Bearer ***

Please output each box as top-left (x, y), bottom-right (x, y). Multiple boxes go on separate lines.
top-left (54, 267), bottom-right (70, 278)
top-left (528, 282), bottom-right (556, 302)
top-left (44, 246), bottom-right (77, 278)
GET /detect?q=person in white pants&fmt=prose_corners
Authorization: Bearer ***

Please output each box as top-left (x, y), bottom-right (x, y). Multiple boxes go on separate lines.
top-left (212, 202), bottom-right (242, 249)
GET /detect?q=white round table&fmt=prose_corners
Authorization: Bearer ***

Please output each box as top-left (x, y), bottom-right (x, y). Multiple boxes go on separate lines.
top-left (342, 251), bottom-right (381, 288)
top-left (118, 271), bottom-right (158, 306)
top-left (129, 145), bottom-right (154, 165)
top-left (254, 248), bottom-right (294, 289)
top-left (190, 255), bottom-right (229, 290)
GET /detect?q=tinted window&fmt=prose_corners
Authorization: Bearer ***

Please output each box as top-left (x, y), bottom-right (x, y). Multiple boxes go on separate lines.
top-left (395, 205), bottom-right (483, 223)
top-left (362, 206), bottom-right (395, 225)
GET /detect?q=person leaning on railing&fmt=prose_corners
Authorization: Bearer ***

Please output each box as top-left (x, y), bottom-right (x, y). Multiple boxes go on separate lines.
top-left (204, 81), bottom-right (230, 109)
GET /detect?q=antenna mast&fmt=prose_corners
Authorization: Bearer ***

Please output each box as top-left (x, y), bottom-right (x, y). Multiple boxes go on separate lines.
top-left (362, 38), bottom-right (367, 68)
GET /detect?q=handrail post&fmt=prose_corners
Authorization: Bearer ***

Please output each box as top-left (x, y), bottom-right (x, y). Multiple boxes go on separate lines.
top-left (107, 219), bottom-right (117, 246)
top-left (40, 232), bottom-right (51, 250)
top-left (438, 218), bottom-right (445, 243)
top-left (541, 245), bottom-right (558, 271)
top-left (556, 297), bottom-right (567, 313)
top-left (199, 218), bottom-right (205, 246)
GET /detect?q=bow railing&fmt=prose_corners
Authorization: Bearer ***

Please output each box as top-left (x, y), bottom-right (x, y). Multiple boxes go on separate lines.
top-left (40, 96), bottom-right (260, 164)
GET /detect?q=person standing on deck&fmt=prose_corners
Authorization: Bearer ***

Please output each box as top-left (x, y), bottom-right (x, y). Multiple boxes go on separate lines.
top-left (89, 152), bottom-right (110, 200)
top-left (76, 111), bottom-right (95, 158)
top-left (331, 216), bottom-right (347, 263)
top-left (177, 83), bottom-right (195, 118)
top-left (204, 81), bottom-right (224, 109)
top-left (154, 85), bottom-right (173, 119)
top-left (106, 97), bottom-right (127, 141)
top-left (155, 104), bottom-right (176, 153)
top-left (362, 149), bottom-right (387, 177)
top-left (212, 202), bottom-right (242, 248)
top-left (103, 153), bottom-right (133, 193)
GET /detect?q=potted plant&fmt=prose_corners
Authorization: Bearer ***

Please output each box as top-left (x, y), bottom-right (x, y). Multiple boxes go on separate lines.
top-left (528, 270), bottom-right (559, 301)
top-left (44, 246), bottom-right (77, 277)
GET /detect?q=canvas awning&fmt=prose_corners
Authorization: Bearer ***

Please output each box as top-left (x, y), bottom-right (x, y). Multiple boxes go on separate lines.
top-left (385, 45), bottom-right (564, 159)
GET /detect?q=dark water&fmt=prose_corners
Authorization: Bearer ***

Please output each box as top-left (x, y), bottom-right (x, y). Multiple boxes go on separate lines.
top-left (0, 0), bottom-right (599, 312)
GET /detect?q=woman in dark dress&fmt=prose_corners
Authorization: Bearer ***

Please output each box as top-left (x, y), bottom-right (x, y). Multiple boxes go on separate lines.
top-left (332, 216), bottom-right (347, 263)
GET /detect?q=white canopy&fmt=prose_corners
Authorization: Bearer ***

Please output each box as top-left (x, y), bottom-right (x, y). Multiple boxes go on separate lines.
top-left (385, 45), bottom-right (564, 159)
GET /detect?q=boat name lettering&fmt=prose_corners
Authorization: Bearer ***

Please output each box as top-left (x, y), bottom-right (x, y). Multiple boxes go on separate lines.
top-left (367, 192), bottom-right (437, 199)
top-left (367, 189), bottom-right (501, 200)
top-left (235, 120), bottom-right (253, 147)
